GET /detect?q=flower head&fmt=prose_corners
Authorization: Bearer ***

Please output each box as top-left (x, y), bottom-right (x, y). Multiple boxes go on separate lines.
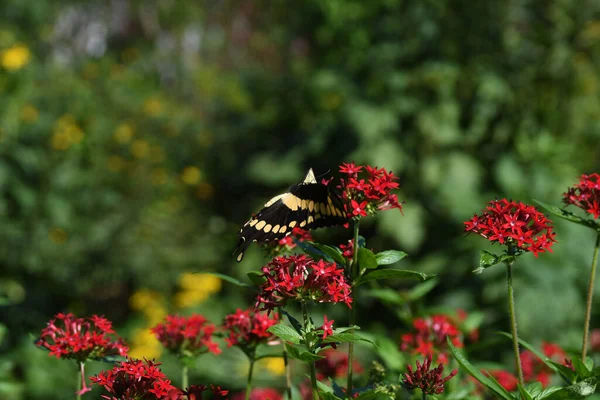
top-left (464, 199), bottom-right (555, 256)
top-left (270, 227), bottom-right (313, 254)
top-left (36, 313), bottom-right (128, 362)
top-left (255, 255), bottom-right (352, 312)
top-left (402, 355), bottom-right (457, 395)
top-left (400, 314), bottom-right (463, 365)
top-left (151, 314), bottom-right (220, 357)
top-left (563, 173), bottom-right (600, 219)
top-left (320, 315), bottom-right (334, 340)
top-left (337, 163), bottom-right (403, 220)
top-left (222, 308), bottom-right (279, 349)
top-left (90, 358), bottom-right (175, 399)
top-left (521, 342), bottom-right (571, 387)
top-left (182, 384), bottom-right (229, 400)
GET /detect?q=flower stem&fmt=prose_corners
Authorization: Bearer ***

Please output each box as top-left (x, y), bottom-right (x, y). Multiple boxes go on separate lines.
top-left (582, 231), bottom-right (600, 360)
top-left (302, 301), bottom-right (319, 400)
top-left (506, 260), bottom-right (524, 386)
top-left (346, 221), bottom-right (360, 398)
top-left (182, 365), bottom-right (188, 391)
top-left (245, 357), bottom-right (255, 400)
top-left (422, 391), bottom-right (427, 400)
top-left (279, 308), bottom-right (293, 400)
top-left (76, 363), bottom-right (82, 400)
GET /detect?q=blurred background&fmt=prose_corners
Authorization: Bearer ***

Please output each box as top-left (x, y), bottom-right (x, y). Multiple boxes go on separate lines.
top-left (2, 0), bottom-right (600, 398)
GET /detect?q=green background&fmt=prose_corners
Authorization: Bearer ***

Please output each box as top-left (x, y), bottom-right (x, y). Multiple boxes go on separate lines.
top-left (1, 0), bottom-right (600, 398)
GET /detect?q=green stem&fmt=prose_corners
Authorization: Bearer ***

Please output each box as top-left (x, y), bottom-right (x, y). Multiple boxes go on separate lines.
top-left (279, 308), bottom-right (293, 400)
top-left (422, 390), bottom-right (427, 400)
top-left (182, 365), bottom-right (188, 391)
top-left (302, 301), bottom-right (319, 400)
top-left (77, 362), bottom-right (82, 400)
top-left (245, 357), bottom-right (255, 400)
top-left (506, 260), bottom-right (524, 387)
top-left (582, 231), bottom-right (600, 360)
top-left (346, 221), bottom-right (360, 398)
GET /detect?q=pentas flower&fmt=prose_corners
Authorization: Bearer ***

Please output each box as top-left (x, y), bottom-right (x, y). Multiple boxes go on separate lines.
top-left (181, 384), bottom-right (229, 400)
top-left (151, 314), bottom-right (220, 357)
top-left (320, 315), bottom-right (334, 340)
top-left (338, 162), bottom-right (402, 220)
top-left (400, 314), bottom-right (463, 365)
top-left (469, 370), bottom-right (518, 393)
top-left (36, 313), bottom-right (128, 361)
top-left (464, 199), bottom-right (556, 256)
top-left (269, 227), bottom-right (313, 255)
top-left (563, 173), bottom-right (600, 218)
top-left (315, 348), bottom-right (363, 380)
top-left (339, 239), bottom-right (354, 260)
top-left (402, 355), bottom-right (457, 395)
top-left (522, 342), bottom-right (572, 387)
top-left (90, 358), bottom-right (175, 399)
top-left (255, 255), bottom-right (352, 312)
top-left (222, 308), bottom-right (279, 348)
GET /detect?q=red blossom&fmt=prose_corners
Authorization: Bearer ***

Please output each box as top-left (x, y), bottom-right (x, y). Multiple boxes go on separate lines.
top-left (563, 173), bottom-right (600, 218)
top-left (403, 355), bottom-right (457, 395)
top-left (222, 308), bottom-right (278, 348)
top-left (339, 239), bottom-right (354, 260)
top-left (320, 315), bottom-right (334, 340)
top-left (90, 358), bottom-right (175, 399)
top-left (485, 370), bottom-right (518, 391)
top-left (464, 199), bottom-right (556, 256)
top-left (36, 313), bottom-right (128, 362)
top-left (151, 314), bottom-right (220, 357)
top-left (521, 342), bottom-right (571, 388)
top-left (255, 255), bottom-right (352, 312)
top-left (275, 227), bottom-right (313, 252)
top-left (400, 314), bottom-right (463, 365)
top-left (182, 384), bottom-right (229, 400)
top-left (337, 163), bottom-right (403, 219)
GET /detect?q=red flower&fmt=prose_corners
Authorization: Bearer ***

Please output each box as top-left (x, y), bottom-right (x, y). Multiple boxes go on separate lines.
top-left (320, 315), bottom-right (334, 340)
top-left (151, 314), bottom-right (220, 357)
top-left (337, 163), bottom-right (403, 220)
top-left (484, 370), bottom-right (518, 391)
top-left (255, 255), bottom-right (352, 312)
top-left (36, 313), bottom-right (128, 362)
top-left (182, 384), bottom-right (229, 400)
top-left (275, 227), bottom-right (313, 251)
top-left (222, 308), bottom-right (279, 348)
top-left (563, 173), bottom-right (600, 218)
top-left (464, 199), bottom-right (556, 256)
top-left (403, 355), bottom-right (457, 395)
top-left (521, 341), bottom-right (570, 388)
top-left (232, 388), bottom-right (283, 400)
top-left (400, 314), bottom-right (463, 365)
top-left (339, 239), bottom-right (354, 260)
top-left (90, 358), bottom-right (175, 399)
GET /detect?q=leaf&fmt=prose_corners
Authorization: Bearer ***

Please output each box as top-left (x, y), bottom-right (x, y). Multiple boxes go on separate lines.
top-left (496, 332), bottom-right (559, 374)
top-left (406, 278), bottom-right (439, 301)
top-left (295, 240), bottom-right (334, 262)
top-left (204, 272), bottom-right (255, 290)
top-left (545, 378), bottom-right (597, 399)
top-left (281, 310), bottom-right (303, 334)
top-left (474, 250), bottom-right (500, 274)
top-left (322, 332), bottom-right (376, 347)
top-left (247, 271), bottom-right (266, 286)
top-left (363, 288), bottom-right (406, 305)
top-left (267, 324), bottom-right (302, 344)
top-left (518, 384), bottom-right (535, 400)
top-left (375, 250), bottom-right (408, 265)
top-left (310, 242), bottom-right (347, 265)
top-left (447, 339), bottom-right (516, 400)
top-left (284, 343), bottom-right (324, 363)
top-left (534, 199), bottom-right (600, 230)
top-left (358, 248), bottom-right (378, 269)
top-left (354, 269), bottom-right (433, 286)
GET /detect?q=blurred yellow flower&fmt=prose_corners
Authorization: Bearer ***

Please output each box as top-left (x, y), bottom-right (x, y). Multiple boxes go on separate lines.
top-left (48, 228), bottom-right (67, 244)
top-left (179, 273), bottom-right (222, 292)
top-left (129, 328), bottom-right (162, 359)
top-left (129, 289), bottom-right (163, 311)
top-left (107, 155), bottom-right (125, 172)
top-left (173, 290), bottom-right (209, 309)
top-left (130, 139), bottom-right (150, 159)
top-left (145, 305), bottom-right (168, 326)
top-left (51, 114), bottom-right (84, 150)
top-left (143, 97), bottom-right (163, 117)
top-left (1, 44), bottom-right (30, 71)
top-left (258, 357), bottom-right (286, 376)
top-left (20, 105), bottom-right (38, 123)
top-left (151, 168), bottom-right (168, 185)
top-left (114, 123), bottom-right (135, 144)
top-left (181, 166), bottom-right (202, 185)
top-left (195, 183), bottom-right (214, 200)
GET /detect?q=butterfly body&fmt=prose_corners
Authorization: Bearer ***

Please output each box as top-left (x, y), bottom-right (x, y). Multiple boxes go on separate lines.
top-left (234, 169), bottom-right (347, 262)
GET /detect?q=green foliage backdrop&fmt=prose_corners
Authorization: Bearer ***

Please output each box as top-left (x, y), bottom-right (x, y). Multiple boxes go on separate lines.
top-left (1, 0), bottom-right (600, 398)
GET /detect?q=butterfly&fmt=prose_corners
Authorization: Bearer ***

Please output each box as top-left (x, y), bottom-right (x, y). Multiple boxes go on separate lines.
top-left (234, 168), bottom-right (347, 262)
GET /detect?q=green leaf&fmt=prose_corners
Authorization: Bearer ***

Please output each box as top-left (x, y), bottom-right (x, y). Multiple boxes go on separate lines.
top-left (518, 384), bottom-right (535, 400)
top-left (474, 250), bottom-right (500, 274)
top-left (358, 247), bottom-right (378, 269)
top-left (545, 378), bottom-right (597, 399)
top-left (284, 343), bottom-right (324, 363)
top-left (247, 271), bottom-right (266, 286)
top-left (533, 200), bottom-right (600, 230)
top-left (316, 380), bottom-right (334, 394)
top-left (310, 242), bottom-right (347, 265)
top-left (406, 278), bottom-right (439, 301)
top-left (447, 339), bottom-right (516, 400)
top-left (496, 332), bottom-right (559, 374)
top-left (281, 310), bottom-right (303, 335)
top-left (204, 272), bottom-right (255, 290)
top-left (354, 269), bottom-right (433, 286)
top-left (363, 288), bottom-right (406, 305)
top-left (375, 250), bottom-right (408, 265)
top-left (322, 332), bottom-right (376, 347)
top-left (267, 324), bottom-right (302, 344)
top-left (571, 355), bottom-right (593, 378)
top-left (296, 240), bottom-right (334, 262)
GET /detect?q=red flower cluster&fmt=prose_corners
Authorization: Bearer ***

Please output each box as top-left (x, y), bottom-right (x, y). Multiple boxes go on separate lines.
top-left (400, 315), bottom-right (463, 365)
top-left (469, 370), bottom-right (518, 393)
top-left (151, 315), bottom-right (220, 357)
top-left (339, 239), bottom-right (354, 261)
top-left (315, 348), bottom-right (363, 380)
top-left (232, 388), bottom-right (282, 400)
top-left (255, 255), bottom-right (352, 312)
top-left (464, 199), bottom-right (556, 256)
top-left (522, 342), bottom-right (571, 387)
top-left (182, 384), bottom-right (229, 399)
top-left (563, 173), bottom-right (600, 218)
top-left (338, 162), bottom-right (402, 219)
top-left (276, 227), bottom-right (313, 250)
top-left (90, 358), bottom-right (175, 399)
top-left (222, 308), bottom-right (279, 348)
top-left (402, 355), bottom-right (457, 395)
top-left (36, 313), bottom-right (128, 361)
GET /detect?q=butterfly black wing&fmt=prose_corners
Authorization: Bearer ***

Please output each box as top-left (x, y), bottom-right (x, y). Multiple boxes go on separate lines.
top-left (234, 178), bottom-right (347, 262)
